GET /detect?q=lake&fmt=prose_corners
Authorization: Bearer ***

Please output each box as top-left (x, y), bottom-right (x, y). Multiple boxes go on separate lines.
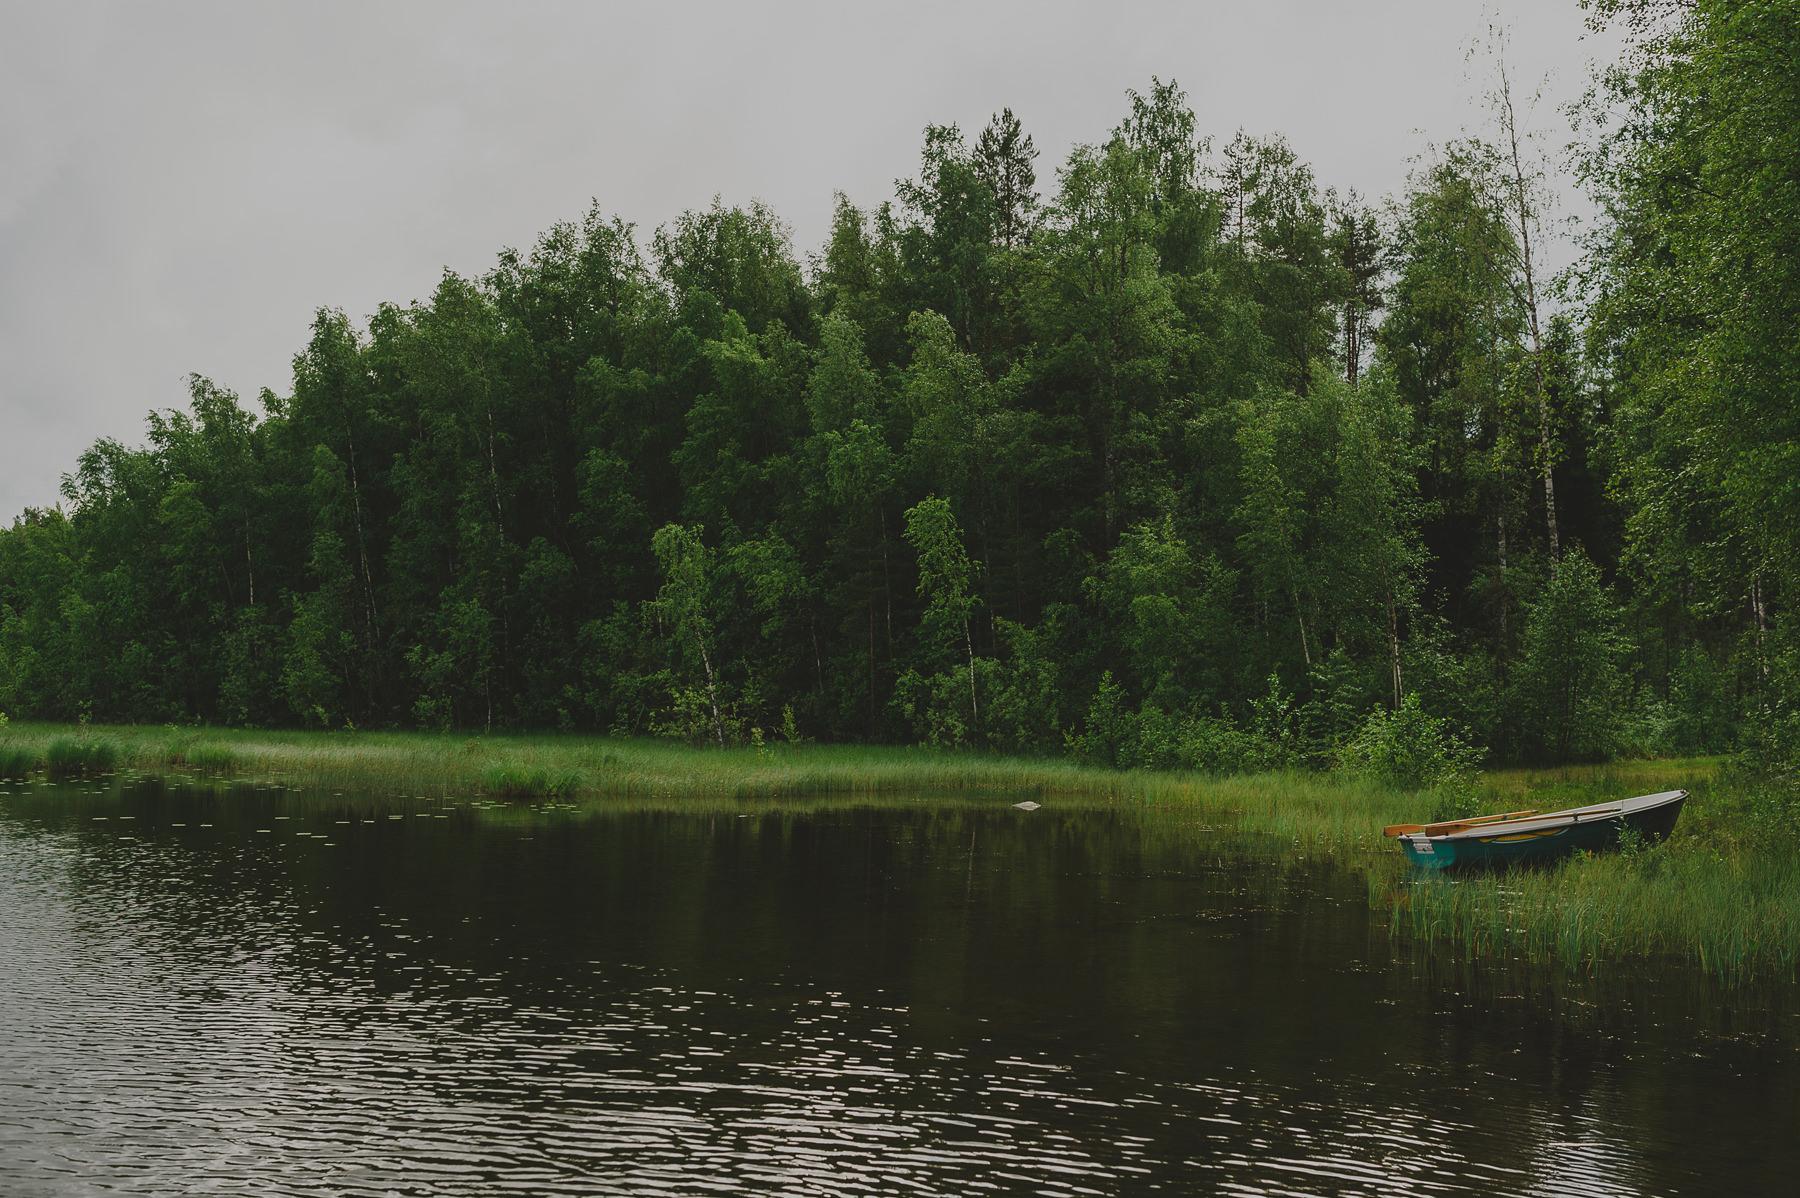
top-left (0, 774), bottom-right (1793, 1195)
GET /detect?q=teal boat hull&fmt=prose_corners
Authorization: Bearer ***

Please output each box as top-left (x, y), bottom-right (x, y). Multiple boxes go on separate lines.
top-left (1399, 790), bottom-right (1688, 872)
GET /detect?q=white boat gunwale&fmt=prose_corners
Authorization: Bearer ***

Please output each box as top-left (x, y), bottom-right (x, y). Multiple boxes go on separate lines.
top-left (1427, 789), bottom-right (1688, 842)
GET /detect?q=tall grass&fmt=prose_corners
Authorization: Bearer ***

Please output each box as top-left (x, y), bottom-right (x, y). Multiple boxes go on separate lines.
top-left (185, 743), bottom-right (237, 773)
top-left (0, 745), bottom-right (35, 778)
top-left (1384, 760), bottom-right (1800, 983)
top-left (483, 761), bottom-right (583, 798)
top-left (1388, 841), bottom-right (1800, 985)
top-left (2, 721), bottom-right (1785, 979)
top-left (43, 735), bottom-right (119, 777)
top-left (0, 723), bottom-right (1165, 800)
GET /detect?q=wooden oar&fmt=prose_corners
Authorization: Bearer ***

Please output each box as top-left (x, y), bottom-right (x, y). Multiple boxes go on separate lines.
top-left (1383, 809), bottom-right (1538, 838)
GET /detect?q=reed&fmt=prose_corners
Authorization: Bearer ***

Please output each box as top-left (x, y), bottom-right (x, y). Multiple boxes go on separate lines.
top-left (184, 743), bottom-right (237, 773)
top-left (1385, 763), bottom-right (1800, 983)
top-left (42, 735), bottom-right (119, 777)
top-left (1388, 843), bottom-right (1800, 985)
top-left (0, 723), bottom-right (1145, 799)
top-left (0, 720), bottom-right (1409, 816)
top-left (483, 761), bottom-right (584, 798)
top-left (160, 735), bottom-right (194, 765)
top-left (0, 745), bottom-right (35, 777)
top-left (4, 721), bottom-right (1788, 979)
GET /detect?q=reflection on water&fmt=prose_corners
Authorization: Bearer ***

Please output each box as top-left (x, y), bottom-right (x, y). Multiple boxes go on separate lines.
top-left (0, 775), bottom-right (1793, 1196)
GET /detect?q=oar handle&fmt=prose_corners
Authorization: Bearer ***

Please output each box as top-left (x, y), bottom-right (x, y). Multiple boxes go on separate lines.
top-left (1383, 808), bottom-right (1538, 838)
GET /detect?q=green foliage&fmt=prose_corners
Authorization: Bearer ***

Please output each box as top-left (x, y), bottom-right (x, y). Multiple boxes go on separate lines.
top-left (1085, 516), bottom-right (1235, 713)
top-left (1582, 0), bottom-right (1800, 600)
top-left (1337, 693), bottom-right (1483, 792)
top-left (1234, 371), bottom-right (1423, 701)
top-left (44, 736), bottom-right (119, 777)
top-left (891, 661), bottom-right (986, 750)
top-left (893, 615), bottom-right (1065, 755)
top-left (650, 685), bottom-right (747, 747)
top-left (1065, 671), bottom-right (1300, 774)
top-left (646, 524), bottom-right (726, 747)
top-left (1619, 648), bottom-right (1740, 759)
top-left (1064, 673), bottom-right (1136, 768)
top-left (0, 745), bottom-right (35, 778)
top-left (482, 761), bottom-right (585, 799)
top-left (1244, 671), bottom-right (1305, 767)
top-left (652, 198), bottom-right (809, 337)
top-left (981, 619), bottom-right (1064, 756)
top-left (160, 733), bottom-right (194, 764)
top-left (1513, 552), bottom-right (1627, 761)
top-left (186, 743), bottom-right (237, 773)
top-left (900, 495), bottom-right (980, 739)
top-left (0, 57), bottom-right (1786, 774)
top-left (902, 496), bottom-right (975, 643)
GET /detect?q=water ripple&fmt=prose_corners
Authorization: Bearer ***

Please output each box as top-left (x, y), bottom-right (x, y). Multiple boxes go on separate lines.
top-left (0, 783), bottom-right (1789, 1195)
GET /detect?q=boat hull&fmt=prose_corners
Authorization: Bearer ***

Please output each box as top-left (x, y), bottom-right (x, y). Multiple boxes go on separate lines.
top-left (1400, 791), bottom-right (1687, 872)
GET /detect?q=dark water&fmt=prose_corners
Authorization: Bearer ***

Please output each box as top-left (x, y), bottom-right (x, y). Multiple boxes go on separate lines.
top-left (0, 776), bottom-right (1794, 1196)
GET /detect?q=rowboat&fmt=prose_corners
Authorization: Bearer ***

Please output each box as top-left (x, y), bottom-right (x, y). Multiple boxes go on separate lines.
top-left (1382, 789), bottom-right (1689, 871)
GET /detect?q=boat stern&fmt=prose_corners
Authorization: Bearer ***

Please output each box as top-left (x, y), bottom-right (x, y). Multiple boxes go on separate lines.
top-left (1400, 832), bottom-right (1456, 871)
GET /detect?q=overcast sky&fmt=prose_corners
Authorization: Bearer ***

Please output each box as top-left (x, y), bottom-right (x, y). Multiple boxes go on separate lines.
top-left (0, 1), bottom-right (1621, 519)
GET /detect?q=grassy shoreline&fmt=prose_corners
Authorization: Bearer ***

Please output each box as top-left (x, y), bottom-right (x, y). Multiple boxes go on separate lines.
top-left (0, 721), bottom-right (1176, 799)
top-left (2, 722), bottom-right (1793, 981)
top-left (1382, 760), bottom-right (1800, 984)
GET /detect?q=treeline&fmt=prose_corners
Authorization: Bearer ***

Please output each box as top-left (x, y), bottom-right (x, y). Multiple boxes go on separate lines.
top-left (1, 5), bottom-right (1793, 769)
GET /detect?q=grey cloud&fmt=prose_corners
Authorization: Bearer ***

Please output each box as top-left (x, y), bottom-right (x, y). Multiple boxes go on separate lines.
top-left (0, 0), bottom-right (1615, 517)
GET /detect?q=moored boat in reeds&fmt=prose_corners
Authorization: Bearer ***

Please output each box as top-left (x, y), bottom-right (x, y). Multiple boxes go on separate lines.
top-left (1383, 789), bottom-right (1689, 871)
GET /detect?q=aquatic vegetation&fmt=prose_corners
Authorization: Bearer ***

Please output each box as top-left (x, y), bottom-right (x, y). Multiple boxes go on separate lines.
top-left (1382, 761), bottom-right (1800, 983)
top-left (0, 746), bottom-right (35, 777)
top-left (186, 743), bottom-right (237, 773)
top-left (1388, 837), bottom-right (1800, 986)
top-left (1, 720), bottom-right (1786, 979)
top-left (482, 762), bottom-right (584, 798)
top-left (160, 736), bottom-right (234, 772)
top-left (43, 736), bottom-right (119, 777)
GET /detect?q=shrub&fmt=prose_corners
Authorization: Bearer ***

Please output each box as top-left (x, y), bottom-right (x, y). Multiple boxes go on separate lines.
top-left (1729, 697), bottom-right (1800, 846)
top-left (1512, 551), bottom-right (1626, 760)
top-left (1172, 716), bottom-right (1279, 774)
top-left (1337, 693), bottom-right (1482, 791)
top-left (1066, 672), bottom-right (1299, 774)
top-left (892, 664), bottom-right (982, 750)
top-left (983, 618), bottom-right (1064, 755)
top-left (1619, 646), bottom-right (1744, 759)
top-left (1064, 673), bottom-right (1140, 768)
top-left (44, 736), bottom-right (119, 777)
top-left (650, 685), bottom-right (745, 746)
top-left (1665, 645), bottom-right (1741, 753)
top-left (483, 762), bottom-right (583, 798)
top-left (1617, 697), bottom-right (1677, 759)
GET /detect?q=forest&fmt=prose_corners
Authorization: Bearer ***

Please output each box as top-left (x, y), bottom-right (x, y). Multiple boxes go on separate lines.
top-left (0, 1), bottom-right (1793, 773)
